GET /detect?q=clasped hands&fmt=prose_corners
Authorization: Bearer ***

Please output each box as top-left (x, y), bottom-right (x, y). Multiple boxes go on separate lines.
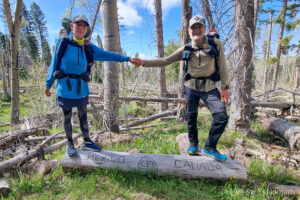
top-left (129, 57), bottom-right (144, 67)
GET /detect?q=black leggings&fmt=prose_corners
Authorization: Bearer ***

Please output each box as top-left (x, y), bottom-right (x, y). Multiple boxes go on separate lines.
top-left (62, 106), bottom-right (89, 142)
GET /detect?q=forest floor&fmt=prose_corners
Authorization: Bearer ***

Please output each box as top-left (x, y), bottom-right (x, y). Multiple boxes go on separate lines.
top-left (0, 83), bottom-right (299, 200)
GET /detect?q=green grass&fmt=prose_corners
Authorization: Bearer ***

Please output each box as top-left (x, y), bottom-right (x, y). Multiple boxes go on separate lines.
top-left (248, 159), bottom-right (299, 185)
top-left (1, 95), bottom-right (299, 199)
top-left (4, 119), bottom-right (299, 199)
top-left (5, 164), bottom-right (289, 200)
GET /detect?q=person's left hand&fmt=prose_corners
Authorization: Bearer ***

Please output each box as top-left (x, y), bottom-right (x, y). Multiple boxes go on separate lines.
top-left (129, 57), bottom-right (144, 67)
top-left (220, 88), bottom-right (229, 105)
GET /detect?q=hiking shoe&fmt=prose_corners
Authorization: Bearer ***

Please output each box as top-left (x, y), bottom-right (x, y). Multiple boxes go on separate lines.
top-left (67, 141), bottom-right (77, 156)
top-left (187, 145), bottom-right (199, 155)
top-left (202, 148), bottom-right (227, 162)
top-left (82, 138), bottom-right (102, 152)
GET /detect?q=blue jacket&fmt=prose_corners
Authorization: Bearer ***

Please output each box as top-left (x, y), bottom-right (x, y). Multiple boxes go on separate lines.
top-left (45, 33), bottom-right (130, 99)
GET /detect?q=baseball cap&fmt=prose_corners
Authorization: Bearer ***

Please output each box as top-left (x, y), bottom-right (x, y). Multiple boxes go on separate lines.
top-left (189, 15), bottom-right (206, 28)
top-left (72, 14), bottom-right (89, 27)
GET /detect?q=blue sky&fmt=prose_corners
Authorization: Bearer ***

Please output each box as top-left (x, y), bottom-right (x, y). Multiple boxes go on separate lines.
top-left (0, 0), bottom-right (299, 59)
top-left (1, 0), bottom-right (184, 59)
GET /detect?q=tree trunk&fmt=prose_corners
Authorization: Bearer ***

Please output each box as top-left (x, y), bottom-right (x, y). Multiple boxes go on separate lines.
top-left (200, 0), bottom-right (215, 30)
top-left (291, 42), bottom-right (300, 115)
top-left (60, 149), bottom-right (248, 184)
top-left (263, 11), bottom-right (273, 92)
top-left (87, 0), bottom-right (102, 40)
top-left (177, 0), bottom-right (192, 122)
top-left (0, 49), bottom-right (8, 99)
top-left (154, 0), bottom-right (168, 111)
top-left (253, 0), bottom-right (259, 29)
top-left (271, 0), bottom-right (287, 90)
top-left (3, 0), bottom-right (23, 124)
top-left (229, 0), bottom-right (255, 134)
top-left (5, 40), bottom-right (11, 93)
top-left (102, 0), bottom-right (120, 133)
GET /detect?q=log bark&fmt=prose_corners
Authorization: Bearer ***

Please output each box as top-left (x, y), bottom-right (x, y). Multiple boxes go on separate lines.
top-left (229, 0), bottom-right (255, 133)
top-left (0, 133), bottom-right (81, 173)
top-left (0, 128), bottom-right (48, 148)
top-left (178, 0), bottom-right (192, 122)
top-left (60, 149), bottom-right (248, 183)
top-left (0, 49), bottom-right (8, 99)
top-left (35, 160), bottom-right (58, 175)
top-left (0, 180), bottom-right (11, 197)
top-left (251, 101), bottom-right (300, 109)
top-left (102, 0), bottom-right (120, 133)
top-left (120, 109), bottom-right (177, 129)
top-left (154, 0), bottom-right (168, 111)
top-left (258, 115), bottom-right (300, 149)
top-left (3, 0), bottom-right (23, 124)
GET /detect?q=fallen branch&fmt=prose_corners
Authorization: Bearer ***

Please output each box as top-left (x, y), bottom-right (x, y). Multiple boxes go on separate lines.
top-left (0, 133), bottom-right (81, 173)
top-left (0, 123), bottom-right (10, 128)
top-left (120, 123), bottom-right (169, 132)
top-left (0, 129), bottom-right (48, 148)
top-left (120, 110), bottom-right (177, 129)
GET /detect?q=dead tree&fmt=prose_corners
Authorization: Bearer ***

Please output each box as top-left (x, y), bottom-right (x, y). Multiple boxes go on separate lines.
top-left (177, 0), bottom-right (192, 122)
top-left (229, 0), bottom-right (255, 134)
top-left (271, 0), bottom-right (287, 90)
top-left (200, 0), bottom-right (215, 30)
top-left (263, 10), bottom-right (274, 92)
top-left (3, 0), bottom-right (23, 124)
top-left (154, 0), bottom-right (168, 112)
top-left (0, 49), bottom-right (8, 98)
top-left (102, 0), bottom-right (120, 133)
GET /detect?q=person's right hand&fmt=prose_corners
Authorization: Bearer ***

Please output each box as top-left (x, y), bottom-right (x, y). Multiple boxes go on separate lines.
top-left (45, 88), bottom-right (51, 97)
top-left (130, 57), bottom-right (144, 67)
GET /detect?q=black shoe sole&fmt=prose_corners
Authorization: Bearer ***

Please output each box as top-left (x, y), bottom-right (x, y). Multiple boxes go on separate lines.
top-left (82, 146), bottom-right (102, 152)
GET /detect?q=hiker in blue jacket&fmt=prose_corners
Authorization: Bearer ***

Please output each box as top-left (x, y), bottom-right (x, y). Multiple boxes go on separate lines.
top-left (45, 14), bottom-right (142, 156)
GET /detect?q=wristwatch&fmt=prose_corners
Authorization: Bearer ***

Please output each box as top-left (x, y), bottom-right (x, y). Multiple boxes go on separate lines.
top-left (224, 85), bottom-right (230, 89)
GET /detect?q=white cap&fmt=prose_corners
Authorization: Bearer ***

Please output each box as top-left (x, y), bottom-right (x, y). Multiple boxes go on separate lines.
top-left (189, 15), bottom-right (206, 28)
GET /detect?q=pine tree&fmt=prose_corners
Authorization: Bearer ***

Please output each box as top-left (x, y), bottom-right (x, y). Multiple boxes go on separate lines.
top-left (30, 2), bottom-right (51, 64)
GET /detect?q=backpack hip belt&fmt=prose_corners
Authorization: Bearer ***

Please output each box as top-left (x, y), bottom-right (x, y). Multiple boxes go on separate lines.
top-left (53, 70), bottom-right (90, 94)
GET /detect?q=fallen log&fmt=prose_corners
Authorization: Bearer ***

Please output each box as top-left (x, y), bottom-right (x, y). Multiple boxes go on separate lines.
top-left (251, 101), bottom-right (300, 109)
top-left (120, 110), bottom-right (177, 129)
top-left (24, 131), bottom-right (65, 143)
top-left (0, 128), bottom-right (48, 148)
top-left (60, 149), bottom-right (248, 184)
top-left (0, 180), bottom-right (11, 197)
top-left (258, 115), bottom-right (300, 149)
top-left (0, 123), bottom-right (10, 128)
top-left (119, 96), bottom-right (185, 103)
top-left (0, 133), bottom-right (81, 173)
top-left (92, 95), bottom-right (300, 110)
top-left (120, 123), bottom-right (169, 132)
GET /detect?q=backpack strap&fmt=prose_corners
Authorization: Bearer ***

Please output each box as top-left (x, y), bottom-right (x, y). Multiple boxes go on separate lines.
top-left (56, 37), bottom-right (69, 71)
top-left (84, 40), bottom-right (94, 75)
top-left (182, 43), bottom-right (193, 76)
top-left (207, 37), bottom-right (219, 74)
